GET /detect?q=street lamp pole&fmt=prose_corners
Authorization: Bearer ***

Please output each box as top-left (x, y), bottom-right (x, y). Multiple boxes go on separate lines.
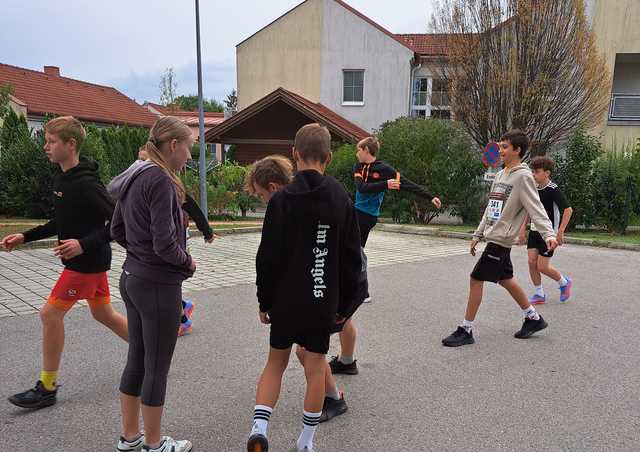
top-left (195, 0), bottom-right (208, 217)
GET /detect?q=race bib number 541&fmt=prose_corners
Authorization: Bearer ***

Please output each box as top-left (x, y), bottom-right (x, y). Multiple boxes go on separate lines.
top-left (487, 199), bottom-right (503, 221)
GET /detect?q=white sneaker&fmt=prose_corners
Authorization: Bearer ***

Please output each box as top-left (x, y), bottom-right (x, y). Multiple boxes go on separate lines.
top-left (363, 296), bottom-right (372, 303)
top-left (293, 447), bottom-right (315, 452)
top-left (142, 437), bottom-right (192, 452)
top-left (117, 434), bottom-right (144, 451)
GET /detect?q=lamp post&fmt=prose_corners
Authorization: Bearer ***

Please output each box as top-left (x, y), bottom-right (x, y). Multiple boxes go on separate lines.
top-left (195, 0), bottom-right (208, 217)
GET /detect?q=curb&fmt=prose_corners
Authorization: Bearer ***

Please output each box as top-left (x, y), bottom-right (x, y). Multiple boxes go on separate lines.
top-left (375, 223), bottom-right (640, 252)
top-left (18, 226), bottom-right (264, 250)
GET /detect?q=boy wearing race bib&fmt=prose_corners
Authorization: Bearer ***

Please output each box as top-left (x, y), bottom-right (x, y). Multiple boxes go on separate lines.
top-left (442, 130), bottom-right (559, 347)
top-left (518, 157), bottom-right (573, 304)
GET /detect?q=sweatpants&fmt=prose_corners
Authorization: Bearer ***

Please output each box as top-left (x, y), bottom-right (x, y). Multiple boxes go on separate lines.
top-left (118, 271), bottom-right (182, 406)
top-left (356, 209), bottom-right (378, 248)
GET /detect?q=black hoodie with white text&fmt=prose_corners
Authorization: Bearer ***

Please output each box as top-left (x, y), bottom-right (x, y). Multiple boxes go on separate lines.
top-left (256, 170), bottom-right (362, 333)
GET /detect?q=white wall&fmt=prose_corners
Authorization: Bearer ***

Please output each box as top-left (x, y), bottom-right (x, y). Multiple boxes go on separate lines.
top-left (319, 0), bottom-right (414, 132)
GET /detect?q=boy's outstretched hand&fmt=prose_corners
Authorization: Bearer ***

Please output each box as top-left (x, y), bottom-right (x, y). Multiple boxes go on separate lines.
top-left (259, 311), bottom-right (271, 324)
top-left (431, 197), bottom-right (442, 209)
top-left (1, 233), bottom-right (25, 251)
top-left (53, 239), bottom-right (84, 260)
top-left (387, 179), bottom-right (401, 190)
top-left (547, 238), bottom-right (559, 251)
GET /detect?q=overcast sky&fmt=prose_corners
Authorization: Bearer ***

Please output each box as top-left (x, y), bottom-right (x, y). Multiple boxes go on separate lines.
top-left (1, 0), bottom-right (434, 104)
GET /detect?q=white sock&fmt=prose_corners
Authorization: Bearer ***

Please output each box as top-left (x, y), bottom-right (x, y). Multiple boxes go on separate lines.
top-left (558, 275), bottom-right (568, 287)
top-left (338, 355), bottom-right (354, 365)
top-left (535, 285), bottom-right (545, 297)
top-left (326, 385), bottom-right (341, 401)
top-left (461, 319), bottom-right (473, 332)
top-left (251, 405), bottom-right (273, 437)
top-left (297, 410), bottom-right (322, 450)
top-left (523, 306), bottom-right (540, 321)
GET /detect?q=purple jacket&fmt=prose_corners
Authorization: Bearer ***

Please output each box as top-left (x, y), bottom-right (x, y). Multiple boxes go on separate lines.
top-left (111, 165), bottom-right (193, 284)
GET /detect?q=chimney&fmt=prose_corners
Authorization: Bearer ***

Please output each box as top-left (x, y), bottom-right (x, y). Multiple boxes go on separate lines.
top-left (44, 66), bottom-right (60, 77)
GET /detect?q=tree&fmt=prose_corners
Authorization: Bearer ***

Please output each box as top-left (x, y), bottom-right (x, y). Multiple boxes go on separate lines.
top-left (0, 84), bottom-right (14, 120)
top-left (431, 0), bottom-right (610, 155)
top-left (224, 89), bottom-right (237, 113)
top-left (174, 95), bottom-right (224, 112)
top-left (159, 67), bottom-right (178, 107)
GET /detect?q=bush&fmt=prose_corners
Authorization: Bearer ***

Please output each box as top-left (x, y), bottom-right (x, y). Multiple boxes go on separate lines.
top-left (99, 126), bottom-right (148, 179)
top-left (554, 129), bottom-right (603, 230)
top-left (376, 117), bottom-right (485, 224)
top-left (326, 144), bottom-right (357, 197)
top-left (592, 147), bottom-right (640, 234)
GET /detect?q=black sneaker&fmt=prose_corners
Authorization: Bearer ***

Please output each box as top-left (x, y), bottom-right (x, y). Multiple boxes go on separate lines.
top-left (442, 326), bottom-right (475, 347)
top-left (319, 393), bottom-right (348, 423)
top-left (247, 433), bottom-right (268, 452)
top-left (8, 381), bottom-right (57, 409)
top-left (329, 356), bottom-right (358, 375)
top-left (514, 315), bottom-right (548, 339)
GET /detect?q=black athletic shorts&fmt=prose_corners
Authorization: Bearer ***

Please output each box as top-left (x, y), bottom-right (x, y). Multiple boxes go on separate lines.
top-left (270, 325), bottom-right (330, 355)
top-left (470, 242), bottom-right (514, 283)
top-left (527, 231), bottom-right (554, 258)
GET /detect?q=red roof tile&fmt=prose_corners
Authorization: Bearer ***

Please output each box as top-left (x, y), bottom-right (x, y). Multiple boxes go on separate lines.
top-left (395, 34), bottom-right (450, 57)
top-left (145, 101), bottom-right (225, 120)
top-left (0, 63), bottom-right (157, 127)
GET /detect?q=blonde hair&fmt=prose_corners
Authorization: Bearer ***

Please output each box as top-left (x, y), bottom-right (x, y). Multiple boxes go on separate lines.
top-left (294, 123), bottom-right (331, 163)
top-left (139, 116), bottom-right (191, 203)
top-left (44, 116), bottom-right (86, 151)
top-left (357, 136), bottom-right (379, 156)
top-left (245, 155), bottom-right (294, 194)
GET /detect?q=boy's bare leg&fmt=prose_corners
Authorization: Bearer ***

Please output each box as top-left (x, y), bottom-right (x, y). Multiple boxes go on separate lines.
top-left (296, 346), bottom-right (340, 397)
top-left (527, 249), bottom-right (542, 286)
top-left (90, 303), bottom-right (128, 342)
top-left (464, 277), bottom-right (485, 321)
top-left (537, 256), bottom-right (562, 282)
top-left (338, 319), bottom-right (357, 359)
top-left (303, 352), bottom-right (327, 413)
top-left (498, 278), bottom-right (531, 310)
top-left (40, 304), bottom-right (67, 372)
top-left (256, 347), bottom-right (291, 407)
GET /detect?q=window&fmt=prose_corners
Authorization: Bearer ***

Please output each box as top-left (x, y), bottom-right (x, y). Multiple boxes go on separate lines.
top-left (430, 79), bottom-right (450, 108)
top-left (343, 70), bottom-right (364, 105)
top-left (412, 78), bottom-right (429, 107)
top-left (431, 110), bottom-right (451, 120)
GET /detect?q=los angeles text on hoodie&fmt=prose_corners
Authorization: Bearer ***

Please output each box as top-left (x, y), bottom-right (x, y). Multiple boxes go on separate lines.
top-left (256, 170), bottom-right (362, 333)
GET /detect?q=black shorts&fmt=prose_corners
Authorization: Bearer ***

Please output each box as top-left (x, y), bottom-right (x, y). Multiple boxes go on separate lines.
top-left (270, 325), bottom-right (330, 355)
top-left (527, 231), bottom-right (554, 258)
top-left (470, 242), bottom-right (514, 283)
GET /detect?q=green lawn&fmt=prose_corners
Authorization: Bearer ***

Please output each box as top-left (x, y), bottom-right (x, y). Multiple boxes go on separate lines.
top-left (431, 224), bottom-right (640, 246)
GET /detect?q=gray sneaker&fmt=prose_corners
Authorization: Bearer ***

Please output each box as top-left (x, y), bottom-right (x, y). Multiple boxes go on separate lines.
top-left (292, 447), bottom-right (315, 452)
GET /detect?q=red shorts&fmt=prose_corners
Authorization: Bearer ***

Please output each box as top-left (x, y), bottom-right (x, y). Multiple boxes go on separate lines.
top-left (47, 269), bottom-right (111, 311)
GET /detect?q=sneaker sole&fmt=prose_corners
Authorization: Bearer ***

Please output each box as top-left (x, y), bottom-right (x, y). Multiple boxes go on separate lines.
top-left (560, 281), bottom-right (572, 302)
top-left (442, 338), bottom-right (475, 347)
top-left (529, 299), bottom-right (546, 305)
top-left (514, 321), bottom-right (548, 339)
top-left (178, 326), bottom-right (193, 337)
top-left (7, 396), bottom-right (57, 409)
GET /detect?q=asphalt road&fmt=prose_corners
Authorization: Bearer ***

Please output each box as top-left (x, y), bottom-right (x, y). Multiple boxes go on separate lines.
top-left (1, 237), bottom-right (639, 451)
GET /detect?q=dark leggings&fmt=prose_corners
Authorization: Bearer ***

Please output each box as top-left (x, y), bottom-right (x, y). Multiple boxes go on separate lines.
top-left (119, 271), bottom-right (182, 406)
top-left (356, 210), bottom-right (378, 248)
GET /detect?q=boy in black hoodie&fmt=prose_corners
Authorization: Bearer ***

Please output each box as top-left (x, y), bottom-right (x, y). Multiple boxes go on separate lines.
top-left (247, 124), bottom-right (362, 452)
top-left (1, 116), bottom-right (127, 410)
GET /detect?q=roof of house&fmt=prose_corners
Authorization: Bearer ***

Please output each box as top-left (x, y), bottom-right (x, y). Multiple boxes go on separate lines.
top-left (0, 63), bottom-right (157, 127)
top-left (205, 87), bottom-right (368, 143)
top-left (395, 34), bottom-right (450, 57)
top-left (145, 102), bottom-right (225, 121)
top-left (237, 0), bottom-right (417, 53)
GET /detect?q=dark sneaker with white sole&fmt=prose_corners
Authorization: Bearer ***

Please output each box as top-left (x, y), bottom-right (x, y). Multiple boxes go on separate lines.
top-left (319, 393), bottom-right (348, 423)
top-left (329, 356), bottom-right (358, 375)
top-left (247, 433), bottom-right (268, 452)
top-left (442, 326), bottom-right (475, 347)
top-left (514, 315), bottom-right (548, 339)
top-left (8, 381), bottom-right (57, 409)
top-left (117, 433), bottom-right (145, 451)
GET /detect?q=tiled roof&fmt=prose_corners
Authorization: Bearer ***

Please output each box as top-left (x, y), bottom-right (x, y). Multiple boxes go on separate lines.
top-left (395, 34), bottom-right (450, 57)
top-left (0, 63), bottom-right (157, 127)
top-left (205, 87), bottom-right (369, 143)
